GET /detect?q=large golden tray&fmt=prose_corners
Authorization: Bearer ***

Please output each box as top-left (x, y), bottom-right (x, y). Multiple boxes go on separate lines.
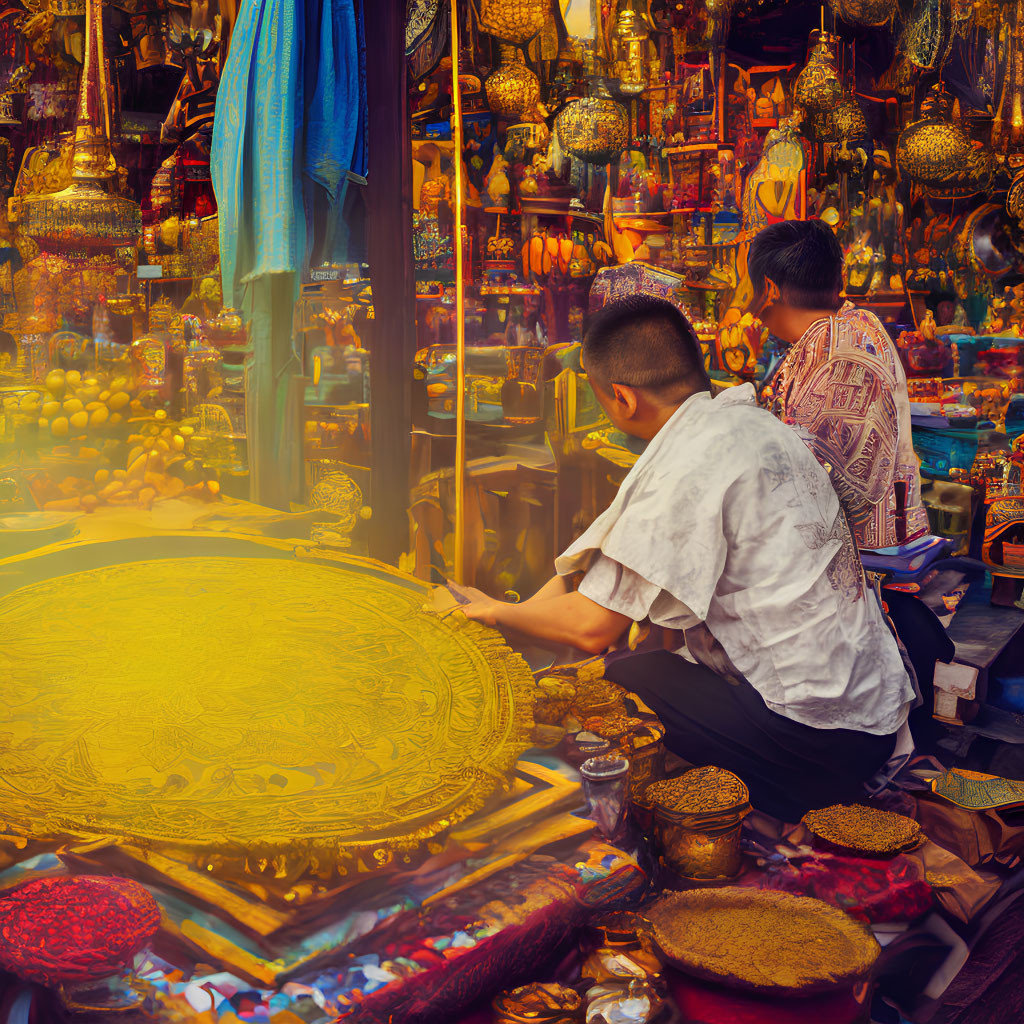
top-left (0, 536), bottom-right (534, 866)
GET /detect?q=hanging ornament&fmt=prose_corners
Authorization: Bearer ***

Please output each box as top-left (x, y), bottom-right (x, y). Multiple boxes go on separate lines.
top-left (896, 87), bottom-right (993, 199)
top-left (898, 0), bottom-right (970, 72)
top-left (486, 46), bottom-right (542, 120)
top-left (555, 90), bottom-right (629, 164)
top-left (474, 0), bottom-right (548, 45)
top-left (820, 92), bottom-right (871, 149)
top-left (794, 34), bottom-right (843, 122)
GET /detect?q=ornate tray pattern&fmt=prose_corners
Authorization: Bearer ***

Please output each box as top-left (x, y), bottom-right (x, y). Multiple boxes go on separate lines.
top-left (0, 553), bottom-right (534, 862)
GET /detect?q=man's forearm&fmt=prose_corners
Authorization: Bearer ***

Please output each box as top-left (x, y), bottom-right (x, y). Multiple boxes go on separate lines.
top-left (523, 573), bottom-right (573, 604)
top-left (490, 590), bottom-right (629, 654)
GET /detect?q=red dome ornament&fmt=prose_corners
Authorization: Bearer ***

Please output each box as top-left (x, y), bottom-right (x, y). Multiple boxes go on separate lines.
top-left (0, 876), bottom-right (160, 988)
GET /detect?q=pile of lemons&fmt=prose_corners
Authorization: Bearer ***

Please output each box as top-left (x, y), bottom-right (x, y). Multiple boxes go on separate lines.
top-left (38, 368), bottom-right (140, 440)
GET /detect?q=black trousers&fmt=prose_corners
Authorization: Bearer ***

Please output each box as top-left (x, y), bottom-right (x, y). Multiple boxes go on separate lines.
top-left (604, 650), bottom-right (898, 823)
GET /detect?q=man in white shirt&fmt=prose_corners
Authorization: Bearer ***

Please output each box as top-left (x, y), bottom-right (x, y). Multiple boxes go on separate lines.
top-left (452, 296), bottom-right (914, 821)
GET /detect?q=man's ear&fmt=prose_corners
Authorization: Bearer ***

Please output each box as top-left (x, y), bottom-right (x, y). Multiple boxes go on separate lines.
top-left (611, 383), bottom-right (641, 419)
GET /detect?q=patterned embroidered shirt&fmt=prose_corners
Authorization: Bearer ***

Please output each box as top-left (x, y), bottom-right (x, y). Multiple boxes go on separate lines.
top-left (556, 384), bottom-right (914, 736)
top-left (760, 302), bottom-right (929, 551)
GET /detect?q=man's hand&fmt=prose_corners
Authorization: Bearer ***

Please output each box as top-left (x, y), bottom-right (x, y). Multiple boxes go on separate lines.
top-left (437, 580), bottom-right (629, 655)
top-left (445, 582), bottom-right (500, 626)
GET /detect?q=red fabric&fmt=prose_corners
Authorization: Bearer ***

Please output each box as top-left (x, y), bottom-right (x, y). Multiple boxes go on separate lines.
top-left (0, 876), bottom-right (160, 987)
top-left (666, 970), bottom-right (867, 1024)
top-left (756, 853), bottom-right (933, 924)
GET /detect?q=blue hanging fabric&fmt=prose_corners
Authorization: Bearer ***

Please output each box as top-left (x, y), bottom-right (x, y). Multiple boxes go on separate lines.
top-left (211, 0), bottom-right (306, 309)
top-left (210, 0), bottom-right (367, 505)
top-left (212, 0), bottom-right (367, 303)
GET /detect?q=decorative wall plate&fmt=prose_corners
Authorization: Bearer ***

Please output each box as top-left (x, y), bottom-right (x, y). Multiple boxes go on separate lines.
top-left (0, 540), bottom-right (534, 867)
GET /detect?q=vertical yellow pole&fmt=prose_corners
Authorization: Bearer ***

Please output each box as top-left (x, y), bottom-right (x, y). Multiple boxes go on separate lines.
top-left (449, 0), bottom-right (467, 583)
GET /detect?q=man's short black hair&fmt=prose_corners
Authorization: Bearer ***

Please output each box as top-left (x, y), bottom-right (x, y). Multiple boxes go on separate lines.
top-left (583, 295), bottom-right (710, 398)
top-left (747, 219), bottom-right (844, 310)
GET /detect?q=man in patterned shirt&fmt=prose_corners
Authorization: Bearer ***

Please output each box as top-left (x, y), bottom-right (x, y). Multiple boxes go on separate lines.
top-left (749, 219), bottom-right (928, 550)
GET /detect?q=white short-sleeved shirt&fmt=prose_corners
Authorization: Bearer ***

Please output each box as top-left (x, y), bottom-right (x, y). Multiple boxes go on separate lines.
top-left (555, 384), bottom-right (914, 736)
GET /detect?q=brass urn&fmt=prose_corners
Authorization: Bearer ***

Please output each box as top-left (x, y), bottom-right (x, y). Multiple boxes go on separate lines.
top-left (485, 46), bottom-right (541, 121)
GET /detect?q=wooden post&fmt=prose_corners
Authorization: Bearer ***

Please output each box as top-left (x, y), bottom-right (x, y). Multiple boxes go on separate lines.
top-left (365, 0), bottom-right (417, 565)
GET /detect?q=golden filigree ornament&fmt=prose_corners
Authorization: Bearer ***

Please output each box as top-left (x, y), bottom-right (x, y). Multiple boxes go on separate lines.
top-left (829, 0), bottom-right (895, 26)
top-left (612, 0), bottom-right (659, 96)
top-left (17, 0), bottom-right (140, 254)
top-left (555, 90), bottom-right (629, 164)
top-left (819, 92), bottom-right (870, 148)
top-left (474, 0), bottom-right (548, 45)
top-left (896, 88), bottom-right (993, 199)
top-left (485, 46), bottom-right (542, 121)
top-left (0, 546), bottom-right (535, 869)
top-left (793, 34), bottom-right (843, 119)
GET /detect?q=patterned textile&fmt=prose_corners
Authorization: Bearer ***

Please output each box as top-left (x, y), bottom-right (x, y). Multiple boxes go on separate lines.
top-left (761, 302), bottom-right (929, 551)
top-left (557, 385), bottom-right (914, 736)
top-left (0, 876), bottom-right (160, 987)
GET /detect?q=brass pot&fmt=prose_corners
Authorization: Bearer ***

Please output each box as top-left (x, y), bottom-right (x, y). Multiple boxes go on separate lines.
top-left (646, 767), bottom-right (751, 882)
top-left (555, 96), bottom-right (629, 164)
top-left (486, 46), bottom-right (541, 121)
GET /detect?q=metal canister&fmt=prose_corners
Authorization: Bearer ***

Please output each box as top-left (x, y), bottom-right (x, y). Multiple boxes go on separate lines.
top-left (644, 767), bottom-right (751, 882)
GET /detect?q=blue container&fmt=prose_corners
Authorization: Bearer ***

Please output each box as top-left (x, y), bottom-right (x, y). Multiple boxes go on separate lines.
top-left (912, 425), bottom-right (980, 480)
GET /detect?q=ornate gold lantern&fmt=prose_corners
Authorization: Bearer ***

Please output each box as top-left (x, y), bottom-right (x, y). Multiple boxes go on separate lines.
top-left (18, 0), bottom-right (140, 255)
top-left (485, 46), bottom-right (542, 121)
top-left (612, 0), bottom-right (659, 96)
top-left (1008, 168), bottom-right (1024, 222)
top-left (475, 0), bottom-right (548, 45)
top-left (555, 93), bottom-right (629, 164)
top-left (896, 88), bottom-right (993, 199)
top-left (793, 34), bottom-right (843, 118)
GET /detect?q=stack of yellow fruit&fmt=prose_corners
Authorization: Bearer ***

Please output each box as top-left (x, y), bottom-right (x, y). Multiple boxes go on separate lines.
top-left (37, 369), bottom-right (142, 441)
top-left (33, 419), bottom-right (221, 512)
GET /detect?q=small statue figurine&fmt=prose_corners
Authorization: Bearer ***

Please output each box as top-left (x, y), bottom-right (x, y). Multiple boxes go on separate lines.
top-left (485, 151), bottom-right (511, 209)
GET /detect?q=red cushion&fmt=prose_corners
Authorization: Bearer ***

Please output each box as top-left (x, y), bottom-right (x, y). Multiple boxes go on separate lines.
top-left (0, 876), bottom-right (160, 986)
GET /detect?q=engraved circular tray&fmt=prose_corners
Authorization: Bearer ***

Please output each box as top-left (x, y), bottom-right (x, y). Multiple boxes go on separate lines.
top-left (0, 536), bottom-right (534, 860)
top-left (643, 888), bottom-right (880, 995)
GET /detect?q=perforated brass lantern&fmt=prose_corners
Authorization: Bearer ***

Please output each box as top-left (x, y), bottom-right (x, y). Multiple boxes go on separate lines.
top-left (555, 95), bottom-right (629, 164)
top-left (897, 89), bottom-right (993, 199)
top-left (793, 35), bottom-right (843, 117)
top-left (476, 0), bottom-right (548, 45)
top-left (486, 46), bottom-right (541, 121)
top-left (820, 93), bottom-right (870, 148)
